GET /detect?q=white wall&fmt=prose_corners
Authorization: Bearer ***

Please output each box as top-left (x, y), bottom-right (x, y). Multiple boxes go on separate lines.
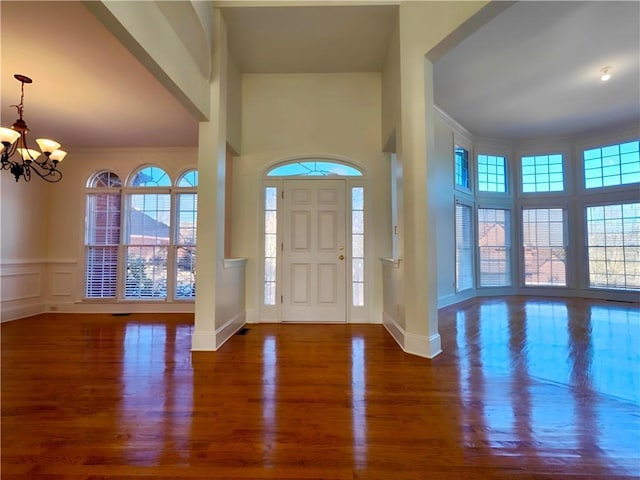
top-left (433, 115), bottom-right (456, 304)
top-left (233, 72), bottom-right (390, 323)
top-left (381, 16), bottom-right (400, 151)
top-left (0, 174), bottom-right (50, 321)
top-left (226, 53), bottom-right (242, 154)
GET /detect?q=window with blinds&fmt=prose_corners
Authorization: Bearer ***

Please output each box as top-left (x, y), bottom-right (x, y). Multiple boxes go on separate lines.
top-left (85, 167), bottom-right (198, 301)
top-left (455, 202), bottom-right (474, 291)
top-left (522, 208), bottom-right (566, 286)
top-left (124, 167), bottom-right (171, 299)
top-left (586, 202), bottom-right (640, 291)
top-left (175, 170), bottom-right (198, 299)
top-left (85, 171), bottom-right (122, 298)
top-left (478, 208), bottom-right (511, 287)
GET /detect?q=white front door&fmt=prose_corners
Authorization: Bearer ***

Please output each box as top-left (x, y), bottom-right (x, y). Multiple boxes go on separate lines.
top-left (282, 179), bottom-right (347, 322)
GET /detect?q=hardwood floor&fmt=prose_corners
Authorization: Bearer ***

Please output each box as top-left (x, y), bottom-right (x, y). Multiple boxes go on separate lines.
top-left (1, 297), bottom-right (639, 479)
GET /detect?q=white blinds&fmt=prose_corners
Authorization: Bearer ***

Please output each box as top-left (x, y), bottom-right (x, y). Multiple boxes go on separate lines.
top-left (455, 202), bottom-right (474, 291)
top-left (85, 193), bottom-right (121, 298)
top-left (478, 208), bottom-right (511, 287)
top-left (522, 208), bottom-right (566, 286)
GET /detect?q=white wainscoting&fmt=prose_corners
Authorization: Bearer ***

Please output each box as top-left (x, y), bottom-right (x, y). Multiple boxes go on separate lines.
top-left (1, 259), bottom-right (46, 322)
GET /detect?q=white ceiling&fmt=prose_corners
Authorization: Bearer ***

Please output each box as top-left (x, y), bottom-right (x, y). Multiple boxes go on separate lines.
top-left (433, 1), bottom-right (640, 140)
top-left (223, 5), bottom-right (398, 73)
top-left (1, 1), bottom-right (638, 152)
top-left (0, 1), bottom-right (199, 149)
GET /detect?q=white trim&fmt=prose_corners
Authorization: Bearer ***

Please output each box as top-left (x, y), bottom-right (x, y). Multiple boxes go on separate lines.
top-left (215, 311), bottom-right (246, 349)
top-left (1, 259), bottom-right (48, 266)
top-left (405, 332), bottom-right (442, 359)
top-left (380, 257), bottom-right (401, 268)
top-left (382, 312), bottom-right (443, 359)
top-left (383, 311), bottom-right (404, 347)
top-left (434, 105), bottom-right (473, 139)
top-left (223, 258), bottom-right (248, 269)
top-left (191, 330), bottom-right (218, 351)
top-left (1, 304), bottom-right (46, 323)
top-left (191, 312), bottom-right (246, 351)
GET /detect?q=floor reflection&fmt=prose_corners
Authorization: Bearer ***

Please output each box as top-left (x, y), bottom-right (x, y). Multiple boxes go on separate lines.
top-left (262, 336), bottom-right (277, 466)
top-left (351, 336), bottom-right (367, 469)
top-left (121, 323), bottom-right (193, 466)
top-left (590, 305), bottom-right (640, 404)
top-left (456, 298), bottom-right (640, 473)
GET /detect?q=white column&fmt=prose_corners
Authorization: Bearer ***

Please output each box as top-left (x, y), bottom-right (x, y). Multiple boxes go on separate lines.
top-left (397, 14), bottom-right (441, 358)
top-left (395, 1), bottom-right (490, 358)
top-left (192, 9), bottom-right (228, 351)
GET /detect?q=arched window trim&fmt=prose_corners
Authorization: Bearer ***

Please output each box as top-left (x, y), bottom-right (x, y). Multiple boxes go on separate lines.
top-left (266, 159), bottom-right (364, 177)
top-left (176, 168), bottom-right (199, 188)
top-left (87, 170), bottom-right (122, 189)
top-left (127, 164), bottom-right (172, 188)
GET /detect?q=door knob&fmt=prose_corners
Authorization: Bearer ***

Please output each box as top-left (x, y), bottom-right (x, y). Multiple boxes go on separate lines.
top-left (339, 255), bottom-right (345, 260)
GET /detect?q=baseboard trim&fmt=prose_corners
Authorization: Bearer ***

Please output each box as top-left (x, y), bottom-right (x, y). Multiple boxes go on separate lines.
top-left (383, 311), bottom-right (404, 348)
top-left (1, 304), bottom-right (46, 323)
top-left (382, 312), bottom-right (442, 359)
top-left (405, 331), bottom-right (442, 359)
top-left (191, 330), bottom-right (217, 351)
top-left (191, 311), bottom-right (246, 351)
top-left (215, 311), bottom-right (246, 349)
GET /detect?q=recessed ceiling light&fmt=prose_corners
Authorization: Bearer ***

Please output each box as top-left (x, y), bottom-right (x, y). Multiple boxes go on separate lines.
top-left (600, 67), bottom-right (612, 82)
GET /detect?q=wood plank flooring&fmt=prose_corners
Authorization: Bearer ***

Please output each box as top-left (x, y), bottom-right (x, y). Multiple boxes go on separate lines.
top-left (1, 297), bottom-right (639, 479)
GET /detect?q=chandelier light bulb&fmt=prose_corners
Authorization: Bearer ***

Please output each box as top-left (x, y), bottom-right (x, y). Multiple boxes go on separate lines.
top-left (49, 150), bottom-right (67, 163)
top-left (600, 67), bottom-right (611, 82)
top-left (36, 138), bottom-right (62, 155)
top-left (17, 148), bottom-right (41, 162)
top-left (0, 127), bottom-right (21, 146)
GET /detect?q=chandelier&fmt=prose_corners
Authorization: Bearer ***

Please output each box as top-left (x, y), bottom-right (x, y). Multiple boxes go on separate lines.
top-left (1, 74), bottom-right (67, 183)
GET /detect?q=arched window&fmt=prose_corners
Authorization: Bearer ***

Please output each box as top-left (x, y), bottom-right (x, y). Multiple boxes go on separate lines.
top-left (124, 166), bottom-right (171, 299)
top-left (85, 171), bottom-right (122, 298)
top-left (267, 160), bottom-right (362, 177)
top-left (130, 166), bottom-right (171, 187)
top-left (84, 165), bottom-right (199, 301)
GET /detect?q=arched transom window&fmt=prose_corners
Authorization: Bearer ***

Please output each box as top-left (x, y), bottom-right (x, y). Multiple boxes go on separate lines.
top-left (267, 160), bottom-right (362, 177)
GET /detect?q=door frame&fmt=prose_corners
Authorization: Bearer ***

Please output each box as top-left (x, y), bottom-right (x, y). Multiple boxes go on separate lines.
top-left (259, 157), bottom-right (369, 324)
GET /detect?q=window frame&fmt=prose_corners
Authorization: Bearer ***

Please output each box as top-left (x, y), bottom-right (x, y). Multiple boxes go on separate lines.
top-left (454, 198), bottom-right (475, 293)
top-left (174, 169), bottom-right (198, 301)
top-left (477, 206), bottom-right (513, 288)
top-left (454, 142), bottom-right (473, 195)
top-left (584, 200), bottom-right (640, 292)
top-left (83, 165), bottom-right (198, 303)
top-left (520, 206), bottom-right (568, 288)
top-left (577, 135), bottom-right (640, 194)
top-left (519, 152), bottom-right (566, 195)
top-left (476, 152), bottom-right (509, 195)
top-left (84, 170), bottom-right (123, 300)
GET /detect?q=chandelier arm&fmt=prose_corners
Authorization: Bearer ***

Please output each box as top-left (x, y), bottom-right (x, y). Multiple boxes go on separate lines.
top-left (26, 162), bottom-right (62, 183)
top-left (1, 142), bottom-right (18, 167)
